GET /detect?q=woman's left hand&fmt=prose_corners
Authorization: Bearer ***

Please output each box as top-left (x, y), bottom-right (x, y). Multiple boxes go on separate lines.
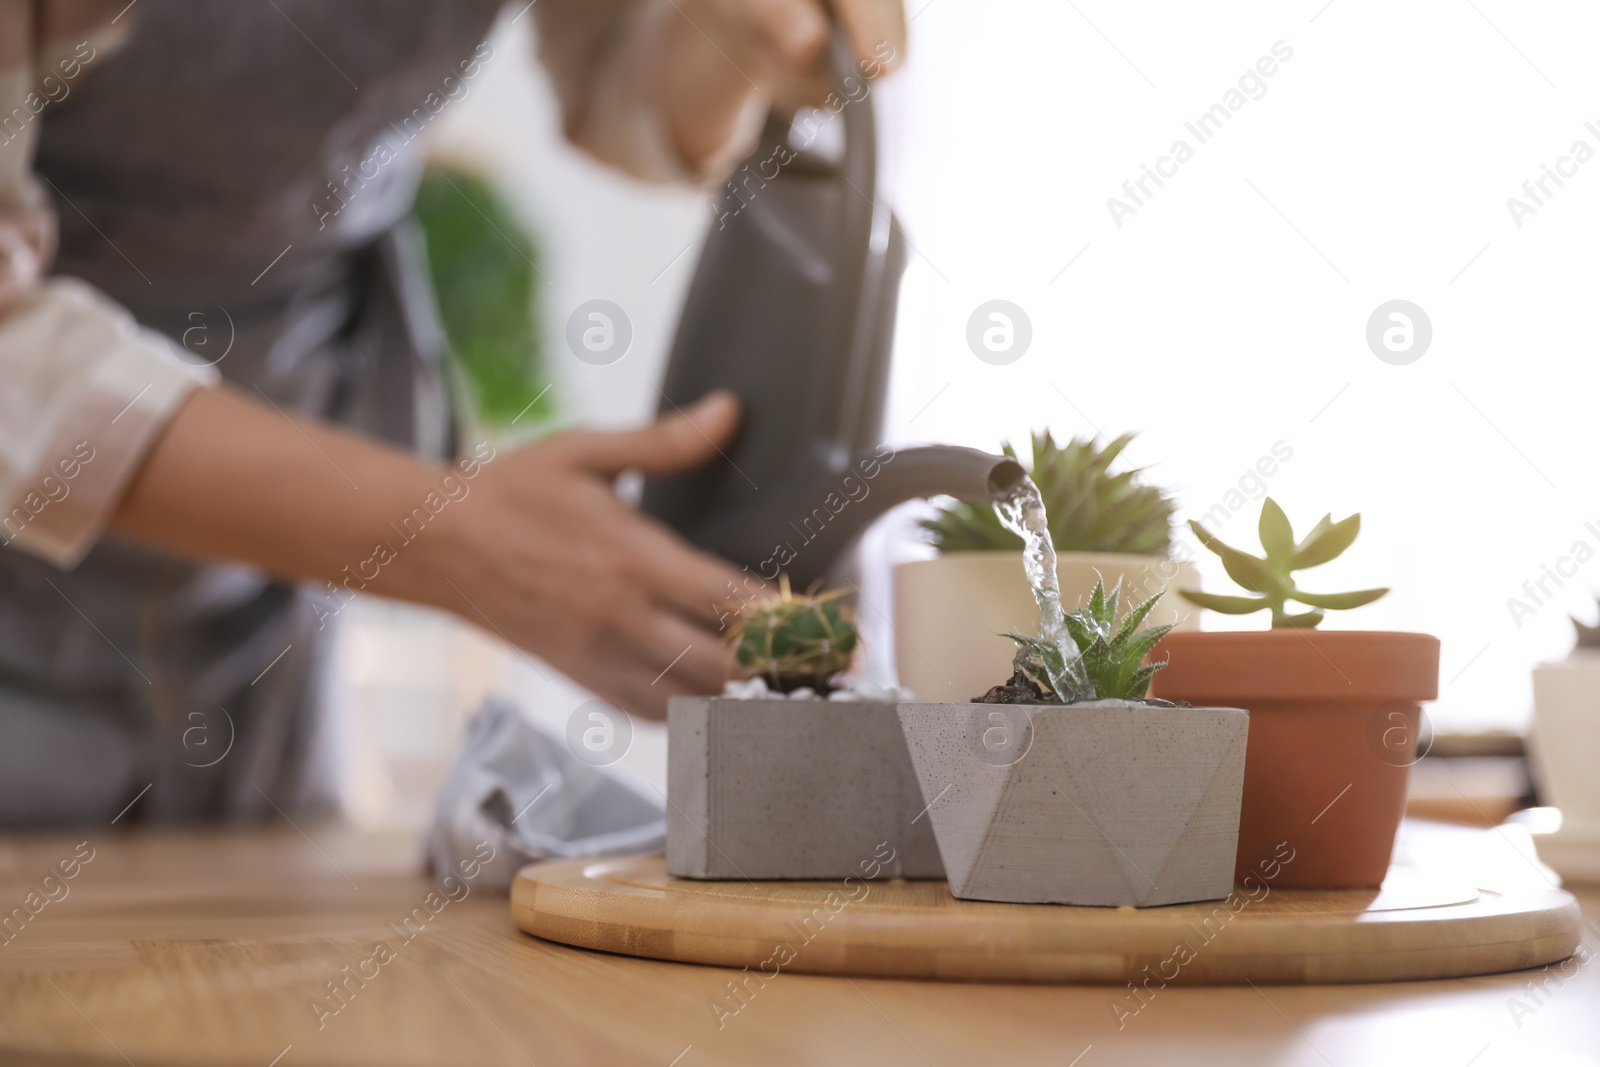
top-left (650, 0), bottom-right (906, 172)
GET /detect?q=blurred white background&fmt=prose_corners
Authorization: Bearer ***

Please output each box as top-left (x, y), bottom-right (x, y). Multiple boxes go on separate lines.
top-left (335, 0), bottom-right (1600, 826)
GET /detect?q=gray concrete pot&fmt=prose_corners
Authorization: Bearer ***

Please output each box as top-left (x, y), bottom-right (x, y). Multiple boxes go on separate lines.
top-left (667, 696), bottom-right (944, 880)
top-left (897, 699), bottom-right (1247, 906)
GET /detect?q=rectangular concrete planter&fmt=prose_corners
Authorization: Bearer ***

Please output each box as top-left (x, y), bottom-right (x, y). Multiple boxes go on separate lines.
top-left (897, 700), bottom-right (1248, 906)
top-left (667, 696), bottom-right (944, 880)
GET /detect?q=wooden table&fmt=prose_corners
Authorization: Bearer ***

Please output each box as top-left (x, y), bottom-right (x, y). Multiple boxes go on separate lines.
top-left (1, 822), bottom-right (1595, 1067)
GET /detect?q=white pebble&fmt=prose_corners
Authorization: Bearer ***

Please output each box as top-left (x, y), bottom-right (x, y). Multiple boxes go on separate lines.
top-left (722, 677), bottom-right (770, 699)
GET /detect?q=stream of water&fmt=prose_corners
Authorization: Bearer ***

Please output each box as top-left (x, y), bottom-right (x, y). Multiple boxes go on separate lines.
top-left (993, 474), bottom-right (1087, 700)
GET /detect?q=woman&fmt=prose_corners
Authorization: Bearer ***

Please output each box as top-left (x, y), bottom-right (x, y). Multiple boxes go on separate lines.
top-left (0, 0), bottom-right (904, 825)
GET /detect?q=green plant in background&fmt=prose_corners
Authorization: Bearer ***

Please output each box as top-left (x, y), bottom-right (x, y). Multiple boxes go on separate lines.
top-left (1179, 498), bottom-right (1388, 629)
top-left (411, 162), bottom-right (554, 428)
top-left (998, 579), bottom-right (1174, 703)
top-left (921, 431), bottom-right (1175, 556)
top-left (732, 577), bottom-right (859, 694)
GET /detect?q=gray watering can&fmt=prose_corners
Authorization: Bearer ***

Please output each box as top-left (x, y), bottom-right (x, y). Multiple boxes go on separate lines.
top-left (641, 34), bottom-right (1020, 589)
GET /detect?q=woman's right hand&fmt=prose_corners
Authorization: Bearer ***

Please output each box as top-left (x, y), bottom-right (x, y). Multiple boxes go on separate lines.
top-left (425, 392), bottom-right (756, 719)
top-left (112, 386), bottom-right (757, 722)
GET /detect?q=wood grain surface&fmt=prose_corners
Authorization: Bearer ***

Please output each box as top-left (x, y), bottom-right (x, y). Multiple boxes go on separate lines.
top-left (512, 854), bottom-right (1580, 984)
top-left (2, 822), bottom-right (1597, 1067)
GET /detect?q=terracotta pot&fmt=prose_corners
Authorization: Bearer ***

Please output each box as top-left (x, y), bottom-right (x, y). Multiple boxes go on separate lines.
top-left (1149, 630), bottom-right (1439, 888)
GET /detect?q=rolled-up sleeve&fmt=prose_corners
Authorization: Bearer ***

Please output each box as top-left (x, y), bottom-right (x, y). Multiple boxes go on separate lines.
top-left (0, 280), bottom-right (213, 566)
top-left (0, 17), bottom-right (213, 568)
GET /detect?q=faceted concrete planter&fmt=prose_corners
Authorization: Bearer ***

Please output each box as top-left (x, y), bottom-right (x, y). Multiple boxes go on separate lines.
top-left (896, 700), bottom-right (1248, 907)
top-left (667, 697), bottom-right (943, 880)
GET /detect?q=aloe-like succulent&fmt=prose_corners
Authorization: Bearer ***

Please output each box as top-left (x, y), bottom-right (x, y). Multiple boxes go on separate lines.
top-left (922, 431), bottom-right (1175, 556)
top-left (1179, 498), bottom-right (1388, 629)
top-left (731, 577), bottom-right (858, 693)
top-left (987, 578), bottom-right (1174, 703)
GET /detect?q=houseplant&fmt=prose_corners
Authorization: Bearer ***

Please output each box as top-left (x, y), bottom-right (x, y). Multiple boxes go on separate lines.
top-left (411, 161), bottom-right (553, 432)
top-left (1529, 603), bottom-right (1600, 880)
top-left (898, 579), bottom-right (1248, 907)
top-left (894, 432), bottom-right (1199, 701)
top-left (667, 579), bottom-right (942, 880)
top-left (1150, 499), bottom-right (1439, 888)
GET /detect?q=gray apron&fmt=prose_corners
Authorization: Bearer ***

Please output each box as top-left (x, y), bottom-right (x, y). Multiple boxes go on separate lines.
top-left (0, 0), bottom-right (503, 826)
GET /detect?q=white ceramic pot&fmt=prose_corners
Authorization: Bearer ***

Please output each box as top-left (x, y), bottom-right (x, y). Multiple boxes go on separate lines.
top-left (666, 697), bottom-right (944, 880)
top-left (1530, 654), bottom-right (1600, 880)
top-left (892, 552), bottom-right (1201, 702)
top-left (897, 699), bottom-right (1247, 906)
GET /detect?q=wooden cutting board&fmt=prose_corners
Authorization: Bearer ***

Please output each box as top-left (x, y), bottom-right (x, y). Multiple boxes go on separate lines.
top-left (511, 854), bottom-right (1582, 984)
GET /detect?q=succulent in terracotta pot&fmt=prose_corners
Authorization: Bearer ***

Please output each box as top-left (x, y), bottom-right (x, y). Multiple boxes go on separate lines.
top-left (1178, 499), bottom-right (1388, 628)
top-left (1150, 499), bottom-right (1439, 889)
top-left (898, 579), bottom-right (1248, 907)
top-left (667, 579), bottom-right (940, 881)
top-left (895, 432), bottom-right (1199, 702)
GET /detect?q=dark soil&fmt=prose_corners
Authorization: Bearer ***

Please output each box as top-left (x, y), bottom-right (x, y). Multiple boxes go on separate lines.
top-left (971, 651), bottom-right (1187, 707)
top-left (766, 672), bottom-right (836, 696)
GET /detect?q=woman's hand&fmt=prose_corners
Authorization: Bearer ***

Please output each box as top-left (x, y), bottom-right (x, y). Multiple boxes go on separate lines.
top-left (428, 392), bottom-right (754, 719)
top-left (652, 0), bottom-right (907, 171)
top-left (112, 387), bottom-right (756, 722)
top-left (677, 0), bottom-right (905, 107)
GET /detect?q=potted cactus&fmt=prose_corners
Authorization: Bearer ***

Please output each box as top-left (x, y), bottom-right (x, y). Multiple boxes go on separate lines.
top-left (1149, 499), bottom-right (1439, 888)
top-left (1529, 604), bottom-right (1600, 880)
top-left (897, 579), bottom-right (1248, 907)
top-left (895, 432), bottom-right (1199, 702)
top-left (666, 579), bottom-right (942, 880)
top-left (730, 582), bottom-right (857, 695)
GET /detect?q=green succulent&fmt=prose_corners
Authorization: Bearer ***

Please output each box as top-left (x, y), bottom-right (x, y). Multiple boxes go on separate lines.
top-left (1179, 498), bottom-right (1388, 629)
top-left (732, 578), bottom-right (858, 694)
top-left (1002, 578), bottom-right (1174, 702)
top-left (921, 431), bottom-right (1175, 556)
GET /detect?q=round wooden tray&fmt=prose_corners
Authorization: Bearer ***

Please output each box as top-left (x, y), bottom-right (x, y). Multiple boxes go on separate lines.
top-left (511, 854), bottom-right (1582, 984)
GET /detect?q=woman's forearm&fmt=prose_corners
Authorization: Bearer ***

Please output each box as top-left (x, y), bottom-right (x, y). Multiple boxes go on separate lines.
top-left (108, 385), bottom-right (456, 604)
top-left (107, 385), bottom-right (755, 719)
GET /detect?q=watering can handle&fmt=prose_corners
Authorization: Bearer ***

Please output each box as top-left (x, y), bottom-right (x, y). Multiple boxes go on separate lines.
top-left (825, 26), bottom-right (877, 197)
top-left (761, 26), bottom-right (878, 197)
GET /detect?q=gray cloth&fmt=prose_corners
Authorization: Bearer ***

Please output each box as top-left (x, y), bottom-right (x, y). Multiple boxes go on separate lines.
top-left (427, 698), bottom-right (666, 891)
top-left (0, 1), bottom-right (502, 826)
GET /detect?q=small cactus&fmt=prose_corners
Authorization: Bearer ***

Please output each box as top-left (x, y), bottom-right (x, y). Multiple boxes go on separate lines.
top-left (732, 577), bottom-right (858, 694)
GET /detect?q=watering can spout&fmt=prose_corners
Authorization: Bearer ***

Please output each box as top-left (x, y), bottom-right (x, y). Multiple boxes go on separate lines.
top-left (683, 445), bottom-right (1020, 590)
top-left (878, 445), bottom-right (1024, 506)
